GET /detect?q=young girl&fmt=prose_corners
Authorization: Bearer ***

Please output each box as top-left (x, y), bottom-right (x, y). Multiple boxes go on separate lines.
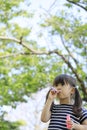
top-left (41, 74), bottom-right (87, 130)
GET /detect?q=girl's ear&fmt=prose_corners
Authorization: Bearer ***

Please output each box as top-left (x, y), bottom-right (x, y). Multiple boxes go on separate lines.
top-left (71, 87), bottom-right (75, 95)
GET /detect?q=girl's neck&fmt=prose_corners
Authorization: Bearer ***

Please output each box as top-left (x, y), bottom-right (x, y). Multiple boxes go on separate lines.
top-left (59, 98), bottom-right (71, 105)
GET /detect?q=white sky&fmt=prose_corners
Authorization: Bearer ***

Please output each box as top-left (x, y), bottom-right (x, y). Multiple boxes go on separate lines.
top-left (12, 0), bottom-right (87, 51)
top-left (26, 0), bottom-right (66, 49)
top-left (30, 0), bottom-right (64, 9)
top-left (25, 0), bottom-right (87, 49)
top-left (13, 0), bottom-right (64, 49)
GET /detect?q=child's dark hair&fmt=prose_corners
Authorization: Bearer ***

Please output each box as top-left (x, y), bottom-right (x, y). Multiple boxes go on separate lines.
top-left (46, 74), bottom-right (82, 117)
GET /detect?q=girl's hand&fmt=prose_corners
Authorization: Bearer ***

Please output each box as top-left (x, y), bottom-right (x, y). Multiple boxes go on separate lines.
top-left (48, 87), bottom-right (61, 101)
top-left (66, 115), bottom-right (74, 129)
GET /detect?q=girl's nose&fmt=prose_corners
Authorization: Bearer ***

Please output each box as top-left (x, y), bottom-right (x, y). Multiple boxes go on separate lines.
top-left (56, 85), bottom-right (62, 89)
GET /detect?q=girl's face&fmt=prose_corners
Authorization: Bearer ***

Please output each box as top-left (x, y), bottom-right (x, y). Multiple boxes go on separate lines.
top-left (54, 82), bottom-right (74, 100)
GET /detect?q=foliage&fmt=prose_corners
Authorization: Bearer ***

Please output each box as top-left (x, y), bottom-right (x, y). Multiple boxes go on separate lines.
top-left (0, 112), bottom-right (25, 130)
top-left (0, 0), bottom-right (87, 128)
top-left (0, 0), bottom-right (87, 104)
top-left (40, 0), bottom-right (87, 99)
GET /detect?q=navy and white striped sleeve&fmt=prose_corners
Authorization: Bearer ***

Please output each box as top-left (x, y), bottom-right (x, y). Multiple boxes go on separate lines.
top-left (79, 108), bottom-right (87, 123)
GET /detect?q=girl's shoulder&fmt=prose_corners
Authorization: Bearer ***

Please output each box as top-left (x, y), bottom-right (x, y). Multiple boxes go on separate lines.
top-left (79, 107), bottom-right (87, 123)
top-left (82, 107), bottom-right (87, 113)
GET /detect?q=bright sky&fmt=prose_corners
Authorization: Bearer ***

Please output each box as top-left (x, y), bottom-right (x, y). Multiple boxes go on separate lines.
top-left (14, 0), bottom-right (61, 49)
top-left (12, 0), bottom-right (87, 50)
top-left (30, 0), bottom-right (64, 10)
top-left (26, 0), bottom-right (66, 49)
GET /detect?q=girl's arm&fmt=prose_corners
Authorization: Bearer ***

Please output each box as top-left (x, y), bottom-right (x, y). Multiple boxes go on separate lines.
top-left (74, 119), bottom-right (87, 130)
top-left (41, 88), bottom-right (58, 122)
top-left (41, 98), bottom-right (53, 122)
top-left (67, 119), bottom-right (87, 130)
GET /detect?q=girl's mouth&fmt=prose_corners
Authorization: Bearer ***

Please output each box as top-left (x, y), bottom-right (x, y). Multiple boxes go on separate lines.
top-left (57, 90), bottom-right (61, 93)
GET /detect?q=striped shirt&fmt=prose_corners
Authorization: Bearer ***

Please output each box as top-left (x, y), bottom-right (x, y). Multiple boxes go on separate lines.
top-left (48, 104), bottom-right (87, 130)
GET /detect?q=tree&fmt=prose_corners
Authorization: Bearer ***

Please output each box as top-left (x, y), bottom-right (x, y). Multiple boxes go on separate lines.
top-left (66, 0), bottom-right (87, 11)
top-left (0, 0), bottom-right (87, 127)
top-left (39, 0), bottom-right (87, 99)
top-left (0, 0), bottom-right (33, 129)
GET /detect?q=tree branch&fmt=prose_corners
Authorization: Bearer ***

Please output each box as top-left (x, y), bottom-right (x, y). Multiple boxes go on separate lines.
top-left (0, 52), bottom-right (32, 58)
top-left (0, 36), bottom-right (87, 98)
top-left (0, 36), bottom-right (48, 54)
top-left (60, 35), bottom-right (78, 64)
top-left (66, 0), bottom-right (87, 11)
top-left (0, 51), bottom-right (54, 59)
top-left (0, 53), bottom-right (22, 58)
top-left (54, 50), bottom-right (87, 96)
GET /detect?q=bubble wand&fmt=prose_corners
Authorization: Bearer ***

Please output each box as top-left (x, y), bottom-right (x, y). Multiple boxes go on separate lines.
top-left (66, 114), bottom-right (72, 129)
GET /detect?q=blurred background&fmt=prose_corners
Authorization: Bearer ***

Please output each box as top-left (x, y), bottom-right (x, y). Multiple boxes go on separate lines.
top-left (0, 0), bottom-right (87, 129)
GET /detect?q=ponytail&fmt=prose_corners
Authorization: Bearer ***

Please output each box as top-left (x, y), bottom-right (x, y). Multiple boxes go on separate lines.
top-left (73, 88), bottom-right (82, 117)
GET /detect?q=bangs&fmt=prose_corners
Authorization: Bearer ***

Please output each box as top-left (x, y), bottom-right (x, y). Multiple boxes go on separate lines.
top-left (53, 74), bottom-right (76, 87)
